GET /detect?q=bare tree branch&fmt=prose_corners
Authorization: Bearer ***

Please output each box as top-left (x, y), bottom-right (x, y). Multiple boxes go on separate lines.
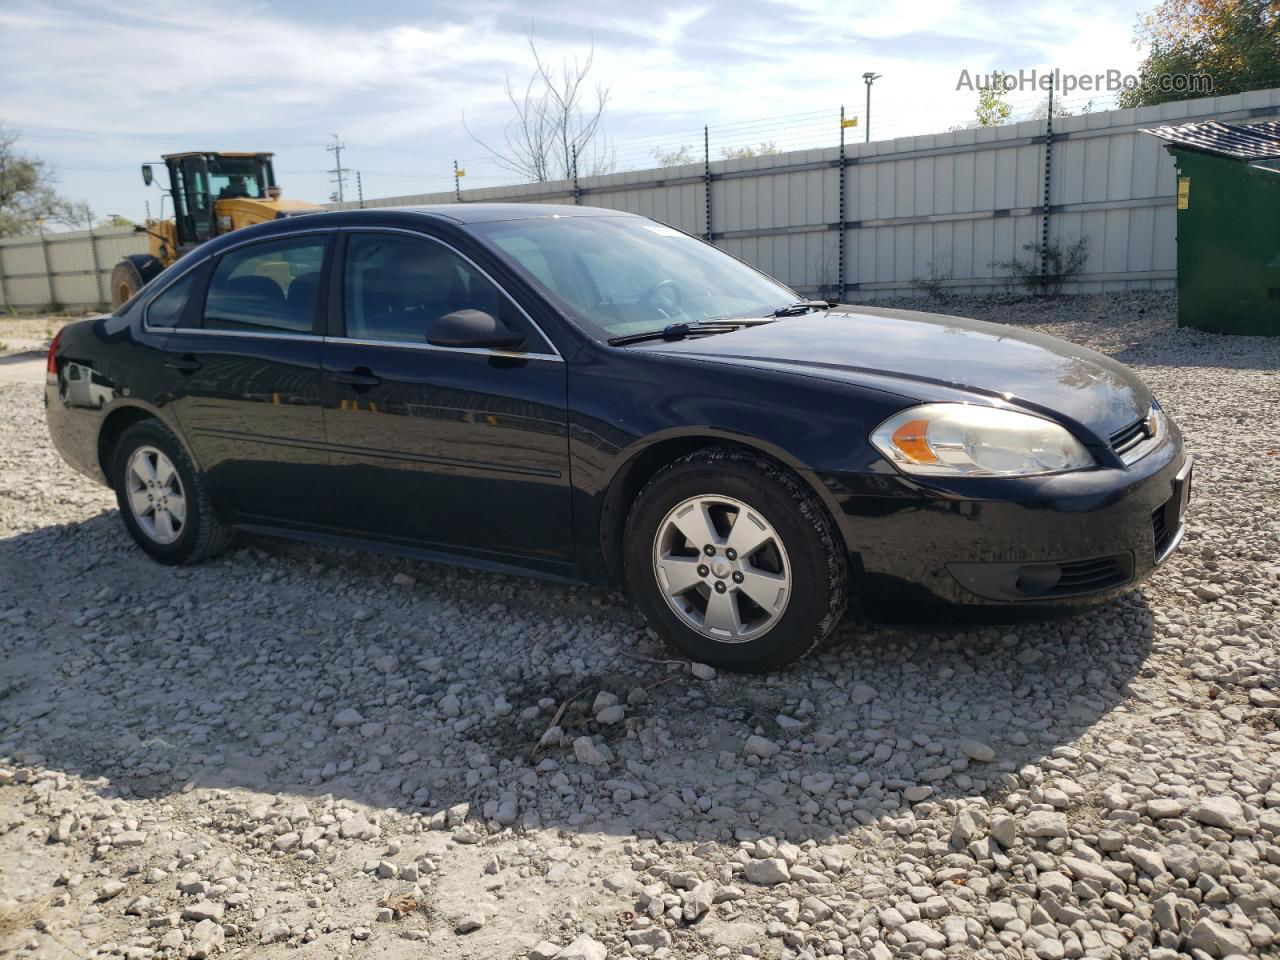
top-left (465, 29), bottom-right (614, 183)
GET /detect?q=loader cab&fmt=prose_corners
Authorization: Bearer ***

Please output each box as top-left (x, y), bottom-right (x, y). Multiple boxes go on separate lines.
top-left (160, 152), bottom-right (277, 249)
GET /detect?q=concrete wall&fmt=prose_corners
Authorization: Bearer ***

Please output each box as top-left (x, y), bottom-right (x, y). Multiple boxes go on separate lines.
top-left (6, 86), bottom-right (1279, 310)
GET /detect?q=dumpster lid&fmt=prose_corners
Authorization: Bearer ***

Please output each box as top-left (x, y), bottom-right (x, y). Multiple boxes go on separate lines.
top-left (1143, 119), bottom-right (1280, 161)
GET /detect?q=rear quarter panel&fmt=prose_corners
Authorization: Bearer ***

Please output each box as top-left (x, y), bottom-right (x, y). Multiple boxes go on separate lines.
top-left (46, 312), bottom-right (179, 484)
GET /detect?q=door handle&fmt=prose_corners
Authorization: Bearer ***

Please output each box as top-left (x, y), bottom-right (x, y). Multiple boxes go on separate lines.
top-left (164, 355), bottom-right (202, 373)
top-left (328, 368), bottom-right (382, 387)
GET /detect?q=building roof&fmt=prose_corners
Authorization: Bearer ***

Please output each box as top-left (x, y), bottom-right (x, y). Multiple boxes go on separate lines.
top-left (1143, 119), bottom-right (1280, 162)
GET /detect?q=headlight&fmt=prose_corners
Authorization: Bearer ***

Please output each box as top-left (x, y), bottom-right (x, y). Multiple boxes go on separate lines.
top-left (1146, 398), bottom-right (1165, 440)
top-left (871, 403), bottom-right (1094, 477)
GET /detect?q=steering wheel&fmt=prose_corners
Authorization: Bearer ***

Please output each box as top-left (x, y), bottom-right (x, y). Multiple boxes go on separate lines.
top-left (637, 279), bottom-right (683, 316)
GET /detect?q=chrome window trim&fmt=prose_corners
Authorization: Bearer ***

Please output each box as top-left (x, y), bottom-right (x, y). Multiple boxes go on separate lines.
top-left (161, 327), bottom-right (319, 343)
top-left (144, 223), bottom-right (566, 363)
top-left (322, 335), bottom-right (562, 363)
top-left (332, 226), bottom-right (563, 360)
top-left (142, 226), bottom-right (342, 335)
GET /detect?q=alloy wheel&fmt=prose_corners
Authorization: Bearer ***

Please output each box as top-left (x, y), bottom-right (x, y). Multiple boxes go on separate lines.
top-left (652, 494), bottom-right (791, 642)
top-left (125, 446), bottom-right (187, 545)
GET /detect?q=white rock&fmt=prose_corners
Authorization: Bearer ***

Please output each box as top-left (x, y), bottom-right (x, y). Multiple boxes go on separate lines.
top-left (259, 918), bottom-right (290, 944)
top-left (1021, 810), bottom-right (1069, 838)
top-left (333, 708), bottom-right (364, 727)
top-left (744, 858), bottom-right (790, 884)
top-left (553, 935), bottom-right (608, 960)
top-left (455, 913), bottom-right (486, 933)
top-left (958, 738), bottom-right (995, 762)
top-left (572, 736), bottom-right (612, 766)
top-left (900, 921), bottom-right (947, 949)
top-left (744, 735), bottom-right (781, 758)
top-left (1190, 795), bottom-right (1248, 832)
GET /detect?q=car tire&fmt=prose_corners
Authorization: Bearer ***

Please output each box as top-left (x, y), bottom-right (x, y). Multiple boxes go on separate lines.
top-left (110, 419), bottom-right (233, 565)
top-left (110, 259), bottom-right (144, 309)
top-left (624, 447), bottom-right (848, 672)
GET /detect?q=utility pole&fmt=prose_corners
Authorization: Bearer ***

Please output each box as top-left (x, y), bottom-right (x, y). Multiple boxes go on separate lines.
top-left (862, 72), bottom-right (881, 143)
top-left (326, 134), bottom-right (348, 203)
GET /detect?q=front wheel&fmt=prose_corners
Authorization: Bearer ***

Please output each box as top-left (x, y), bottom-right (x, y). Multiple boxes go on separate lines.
top-left (110, 419), bottom-right (233, 565)
top-left (624, 447), bottom-right (848, 672)
top-left (110, 259), bottom-right (145, 309)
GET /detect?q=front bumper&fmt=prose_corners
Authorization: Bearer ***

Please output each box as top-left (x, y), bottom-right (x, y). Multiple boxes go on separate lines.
top-left (823, 431), bottom-right (1190, 613)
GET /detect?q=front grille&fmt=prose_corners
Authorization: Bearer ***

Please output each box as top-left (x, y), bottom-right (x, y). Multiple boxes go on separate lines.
top-left (1110, 418), bottom-right (1150, 458)
top-left (1153, 501), bottom-right (1175, 557)
top-left (1047, 555), bottom-right (1133, 595)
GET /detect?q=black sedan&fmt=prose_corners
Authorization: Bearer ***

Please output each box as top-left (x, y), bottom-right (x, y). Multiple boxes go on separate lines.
top-left (45, 204), bottom-right (1191, 671)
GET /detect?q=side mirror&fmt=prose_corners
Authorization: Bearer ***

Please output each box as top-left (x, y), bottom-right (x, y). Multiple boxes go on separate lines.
top-left (141, 164), bottom-right (154, 187)
top-left (426, 309), bottom-right (525, 351)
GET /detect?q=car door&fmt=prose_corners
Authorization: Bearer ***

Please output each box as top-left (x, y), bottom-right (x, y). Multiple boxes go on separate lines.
top-left (163, 231), bottom-right (334, 525)
top-left (320, 229), bottom-right (573, 571)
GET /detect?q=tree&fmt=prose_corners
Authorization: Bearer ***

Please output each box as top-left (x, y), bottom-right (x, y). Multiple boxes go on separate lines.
top-left (98, 214), bottom-right (135, 228)
top-left (720, 141), bottom-right (780, 160)
top-left (652, 144), bottom-right (697, 167)
top-left (1119, 0), bottom-right (1280, 107)
top-left (1030, 96), bottom-right (1080, 120)
top-left (975, 72), bottom-right (1013, 127)
top-left (0, 124), bottom-right (89, 237)
top-left (466, 31), bottom-right (614, 182)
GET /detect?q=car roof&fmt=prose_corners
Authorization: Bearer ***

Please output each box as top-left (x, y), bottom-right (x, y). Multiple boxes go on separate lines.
top-left (374, 203), bottom-right (640, 224)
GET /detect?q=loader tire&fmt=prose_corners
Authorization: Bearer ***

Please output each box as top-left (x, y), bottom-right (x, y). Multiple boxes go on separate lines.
top-left (110, 255), bottom-right (163, 309)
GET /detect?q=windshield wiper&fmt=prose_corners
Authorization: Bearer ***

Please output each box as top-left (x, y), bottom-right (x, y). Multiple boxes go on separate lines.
top-left (607, 322), bottom-right (696, 346)
top-left (607, 313), bottom-right (790, 346)
top-left (772, 300), bottom-right (832, 317)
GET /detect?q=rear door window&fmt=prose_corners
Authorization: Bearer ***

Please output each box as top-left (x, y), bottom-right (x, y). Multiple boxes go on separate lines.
top-left (204, 237), bottom-right (326, 334)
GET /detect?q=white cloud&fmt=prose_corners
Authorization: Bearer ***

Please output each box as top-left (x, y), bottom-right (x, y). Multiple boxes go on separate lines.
top-left (0, 0), bottom-right (1149, 219)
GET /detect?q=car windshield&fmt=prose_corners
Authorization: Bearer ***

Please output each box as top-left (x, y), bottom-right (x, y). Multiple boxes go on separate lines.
top-left (469, 215), bottom-right (799, 340)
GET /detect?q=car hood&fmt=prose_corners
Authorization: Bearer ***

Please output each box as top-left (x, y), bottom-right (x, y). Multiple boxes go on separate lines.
top-left (636, 305), bottom-right (1151, 441)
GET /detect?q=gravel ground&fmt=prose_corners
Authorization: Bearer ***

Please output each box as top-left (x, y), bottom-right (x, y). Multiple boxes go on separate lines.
top-left (2, 292), bottom-right (1279, 960)
top-left (0, 316), bottom-right (77, 354)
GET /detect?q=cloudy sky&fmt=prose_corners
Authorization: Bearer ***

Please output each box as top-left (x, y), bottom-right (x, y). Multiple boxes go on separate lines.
top-left (0, 0), bottom-right (1151, 226)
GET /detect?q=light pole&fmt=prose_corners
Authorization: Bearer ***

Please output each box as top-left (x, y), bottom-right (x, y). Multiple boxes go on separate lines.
top-left (862, 72), bottom-right (881, 143)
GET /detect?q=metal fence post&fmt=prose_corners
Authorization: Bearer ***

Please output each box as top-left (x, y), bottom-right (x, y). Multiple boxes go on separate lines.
top-left (571, 146), bottom-right (581, 204)
top-left (703, 126), bottom-right (713, 243)
top-left (87, 226), bottom-right (105, 308)
top-left (0, 243), bottom-right (9, 311)
top-left (1041, 84), bottom-right (1055, 283)
top-left (38, 223), bottom-right (55, 309)
top-left (357, 171), bottom-right (365, 209)
top-left (838, 107), bottom-right (847, 300)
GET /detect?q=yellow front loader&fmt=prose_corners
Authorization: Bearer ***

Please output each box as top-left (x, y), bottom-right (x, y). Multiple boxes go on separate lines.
top-left (111, 151), bottom-right (321, 307)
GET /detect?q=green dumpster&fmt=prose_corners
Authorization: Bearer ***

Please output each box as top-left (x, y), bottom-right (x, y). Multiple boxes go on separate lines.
top-left (1145, 120), bottom-right (1280, 336)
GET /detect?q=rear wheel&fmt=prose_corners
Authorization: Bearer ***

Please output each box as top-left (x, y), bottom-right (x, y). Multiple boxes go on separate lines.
top-left (110, 420), bottom-right (233, 564)
top-left (624, 447), bottom-right (848, 672)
